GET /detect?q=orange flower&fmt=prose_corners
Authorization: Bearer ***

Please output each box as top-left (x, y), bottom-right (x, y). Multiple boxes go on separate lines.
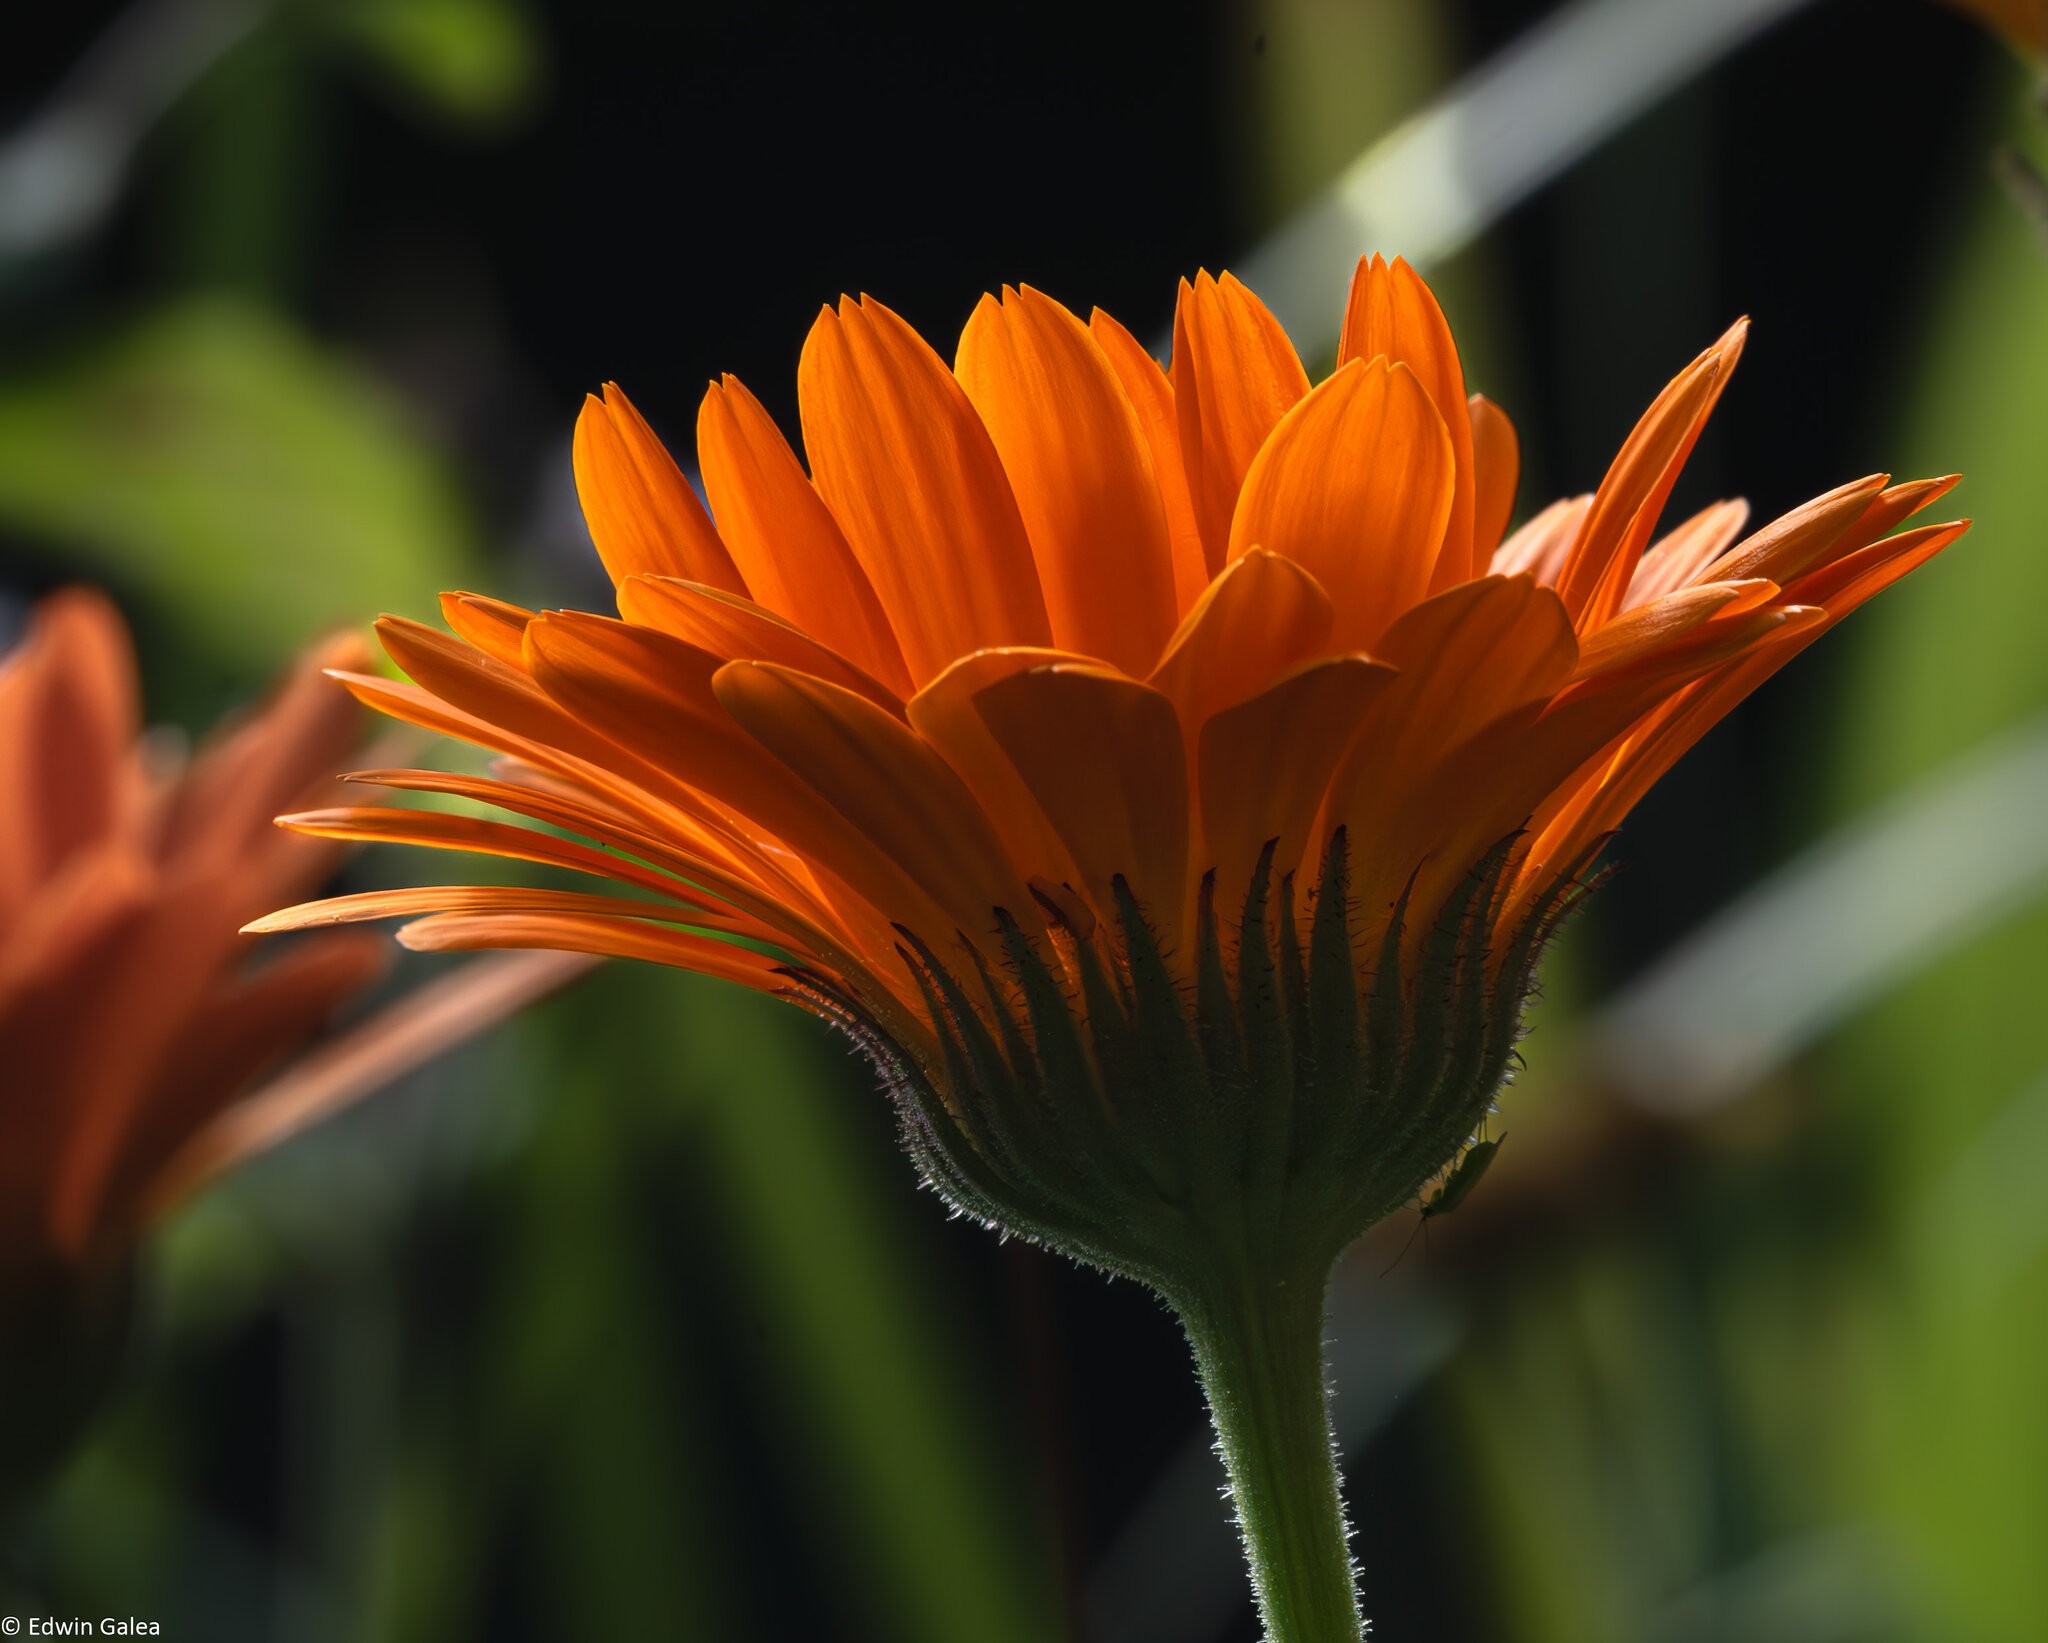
top-left (257, 259), bottom-right (1962, 1272)
top-left (256, 254), bottom-right (1966, 1643)
top-left (1, 590), bottom-right (597, 1496)
top-left (0, 591), bottom-right (385, 1304)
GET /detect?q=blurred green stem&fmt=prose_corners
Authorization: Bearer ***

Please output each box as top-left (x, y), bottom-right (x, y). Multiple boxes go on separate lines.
top-left (1176, 1259), bottom-right (1362, 1643)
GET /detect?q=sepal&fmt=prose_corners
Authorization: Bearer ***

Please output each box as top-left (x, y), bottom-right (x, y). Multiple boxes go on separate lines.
top-left (794, 829), bottom-right (1604, 1294)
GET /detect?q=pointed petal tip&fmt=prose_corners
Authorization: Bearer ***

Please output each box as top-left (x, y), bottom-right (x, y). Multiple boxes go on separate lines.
top-left (302, 629), bottom-right (374, 674)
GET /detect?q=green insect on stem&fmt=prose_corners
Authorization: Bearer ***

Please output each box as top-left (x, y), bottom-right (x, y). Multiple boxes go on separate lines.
top-left (1424, 1136), bottom-right (1502, 1219)
top-left (1380, 1136), bottom-right (1504, 1276)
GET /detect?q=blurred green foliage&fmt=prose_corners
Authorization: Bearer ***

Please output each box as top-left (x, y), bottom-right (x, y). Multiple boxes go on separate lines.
top-left (1438, 73), bottom-right (2048, 1643)
top-left (0, 299), bottom-right (476, 673)
top-left (317, 0), bottom-right (543, 129)
top-left (1830, 87), bottom-right (2048, 1643)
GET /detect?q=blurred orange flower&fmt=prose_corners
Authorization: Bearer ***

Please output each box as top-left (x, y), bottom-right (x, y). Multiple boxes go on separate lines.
top-left (0, 589), bottom-right (383, 1299)
top-left (1946, 0), bottom-right (2048, 55)
top-left (260, 260), bottom-right (1964, 1088)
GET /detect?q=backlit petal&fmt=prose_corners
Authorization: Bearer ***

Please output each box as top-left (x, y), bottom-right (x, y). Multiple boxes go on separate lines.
top-left (1623, 500), bottom-right (1751, 608)
top-left (1228, 357), bottom-right (1454, 650)
top-left (1337, 255), bottom-right (1478, 589)
top-left (1573, 579), bottom-right (1777, 681)
top-left (1702, 475), bottom-right (1889, 586)
top-left (1089, 307), bottom-right (1210, 613)
top-left (696, 373), bottom-right (910, 691)
top-left (799, 296), bottom-right (1051, 682)
top-left (970, 665), bottom-right (1189, 936)
top-left (1197, 655), bottom-right (1398, 896)
top-left (907, 647), bottom-right (1099, 887)
top-left (1493, 495), bottom-right (1591, 583)
top-left (1171, 272), bottom-right (1311, 574)
top-left (1553, 320), bottom-right (1746, 630)
top-left (573, 385), bottom-right (746, 596)
top-left (397, 911), bottom-right (790, 995)
top-left (439, 592), bottom-right (537, 669)
top-left (1469, 394), bottom-right (1521, 566)
top-left (957, 287), bottom-right (1177, 673)
top-left (615, 575), bottom-right (905, 717)
top-left (714, 660), bottom-right (1031, 945)
top-left (1149, 550), bottom-right (1335, 729)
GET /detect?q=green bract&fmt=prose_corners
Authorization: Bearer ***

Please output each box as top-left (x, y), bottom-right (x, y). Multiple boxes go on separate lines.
top-left (799, 828), bottom-right (1601, 1303)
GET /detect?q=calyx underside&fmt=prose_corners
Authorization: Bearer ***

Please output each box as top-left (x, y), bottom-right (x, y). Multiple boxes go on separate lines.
top-left (799, 828), bottom-right (1601, 1296)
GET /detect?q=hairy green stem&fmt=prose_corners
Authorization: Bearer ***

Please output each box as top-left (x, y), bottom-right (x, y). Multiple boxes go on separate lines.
top-left (1174, 1260), bottom-right (1363, 1643)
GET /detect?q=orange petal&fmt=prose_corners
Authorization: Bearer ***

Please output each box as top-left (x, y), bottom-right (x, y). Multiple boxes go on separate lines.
top-left (1553, 320), bottom-right (1746, 630)
top-left (1360, 574), bottom-right (1578, 766)
top-left (0, 589), bottom-right (141, 904)
top-left (1320, 576), bottom-right (1578, 909)
top-left (1337, 255), bottom-right (1478, 589)
top-left (1492, 495), bottom-right (1591, 582)
top-left (152, 628), bottom-right (369, 892)
top-left (521, 611), bottom-right (884, 869)
top-left (42, 870), bottom-right (252, 1259)
top-left (1549, 602), bottom-right (1822, 713)
top-left (969, 665), bottom-right (1188, 936)
top-left (573, 385), bottom-right (747, 596)
top-left (907, 646), bottom-right (1100, 887)
top-left (377, 615), bottom-right (700, 810)
top-left (326, 666), bottom-right (674, 839)
top-left (1844, 474), bottom-right (1962, 542)
top-left (323, 767), bottom-right (886, 981)
top-left (1469, 394), bottom-right (1521, 566)
top-left (1786, 518), bottom-right (1969, 614)
top-left (251, 882), bottom-right (765, 939)
top-left (149, 951), bottom-right (599, 1216)
top-left (1089, 307), bottom-right (1210, 614)
top-left (1572, 579), bottom-right (1777, 681)
top-left (1524, 608), bottom-right (1840, 883)
top-left (116, 932), bottom-right (388, 1225)
top-left (1228, 357), bottom-right (1455, 649)
top-left (798, 296), bottom-right (1050, 683)
top-left (1398, 605), bottom-right (1808, 942)
top-left (1702, 474), bottom-right (1889, 586)
top-left (340, 764), bottom-right (743, 874)
top-left (1149, 549), bottom-right (1336, 729)
top-left (1171, 271), bottom-right (1311, 574)
top-left (696, 373), bottom-right (911, 692)
top-left (0, 844), bottom-right (151, 1023)
top-left (396, 911), bottom-right (788, 993)
top-left (1537, 511), bottom-right (1960, 875)
top-left (956, 287), bottom-right (1178, 674)
top-left (713, 660), bottom-right (1030, 945)
top-left (1623, 500), bottom-right (1752, 608)
top-left (615, 576), bottom-right (905, 717)
top-left (1197, 655), bottom-right (1398, 897)
top-left (439, 592), bottom-right (537, 669)
top-left (274, 804), bottom-right (728, 909)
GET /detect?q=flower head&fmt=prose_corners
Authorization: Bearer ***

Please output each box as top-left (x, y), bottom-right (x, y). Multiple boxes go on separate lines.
top-left (0, 590), bottom-right (383, 1483)
top-left (258, 259), bottom-right (1964, 1289)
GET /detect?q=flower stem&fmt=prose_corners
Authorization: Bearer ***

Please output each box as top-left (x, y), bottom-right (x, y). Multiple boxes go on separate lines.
top-left (1174, 1259), bottom-right (1364, 1643)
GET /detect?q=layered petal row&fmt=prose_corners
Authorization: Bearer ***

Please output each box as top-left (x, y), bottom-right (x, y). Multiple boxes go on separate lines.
top-left (261, 260), bottom-right (1965, 1081)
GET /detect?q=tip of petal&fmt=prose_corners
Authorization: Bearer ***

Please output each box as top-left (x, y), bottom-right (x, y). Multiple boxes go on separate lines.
top-left (303, 630), bottom-right (374, 674)
top-left (241, 908), bottom-right (304, 934)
